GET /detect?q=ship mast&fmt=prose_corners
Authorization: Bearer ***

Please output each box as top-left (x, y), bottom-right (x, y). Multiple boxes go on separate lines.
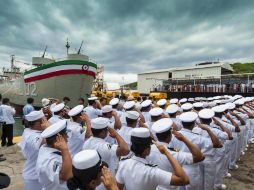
top-left (42, 46), bottom-right (47, 58)
top-left (77, 41), bottom-right (84, 54)
top-left (66, 38), bottom-right (70, 55)
top-left (11, 55), bottom-right (15, 71)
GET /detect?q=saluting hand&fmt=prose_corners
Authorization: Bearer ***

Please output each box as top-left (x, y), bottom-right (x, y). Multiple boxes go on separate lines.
top-left (198, 123), bottom-right (208, 130)
top-left (172, 130), bottom-right (185, 141)
top-left (101, 166), bottom-right (118, 190)
top-left (54, 134), bottom-right (68, 152)
top-left (153, 140), bottom-right (168, 155)
top-left (81, 112), bottom-right (89, 122)
top-left (108, 127), bottom-right (117, 138)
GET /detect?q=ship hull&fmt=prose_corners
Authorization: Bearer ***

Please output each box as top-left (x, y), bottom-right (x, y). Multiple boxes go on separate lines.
top-left (0, 59), bottom-right (96, 108)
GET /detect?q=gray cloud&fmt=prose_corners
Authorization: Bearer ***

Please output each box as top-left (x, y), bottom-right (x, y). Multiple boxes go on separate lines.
top-left (0, 0), bottom-right (254, 80)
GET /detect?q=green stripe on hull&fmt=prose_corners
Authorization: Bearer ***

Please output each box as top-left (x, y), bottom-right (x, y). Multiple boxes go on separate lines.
top-left (24, 60), bottom-right (97, 75)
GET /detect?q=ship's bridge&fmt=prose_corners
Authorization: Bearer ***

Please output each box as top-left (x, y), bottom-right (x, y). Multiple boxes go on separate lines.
top-left (32, 57), bottom-right (54, 66)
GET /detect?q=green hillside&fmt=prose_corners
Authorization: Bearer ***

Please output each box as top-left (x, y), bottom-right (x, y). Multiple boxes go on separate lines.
top-left (231, 62), bottom-right (254, 74)
top-left (121, 82), bottom-right (137, 90)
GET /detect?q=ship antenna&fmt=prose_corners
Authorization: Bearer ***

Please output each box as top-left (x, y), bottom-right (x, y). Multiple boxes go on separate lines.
top-left (11, 55), bottom-right (15, 70)
top-left (77, 41), bottom-right (84, 54)
top-left (66, 38), bottom-right (70, 55)
top-left (42, 45), bottom-right (47, 58)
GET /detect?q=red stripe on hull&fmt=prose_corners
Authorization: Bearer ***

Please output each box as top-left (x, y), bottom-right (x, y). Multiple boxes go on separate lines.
top-left (24, 69), bottom-right (95, 83)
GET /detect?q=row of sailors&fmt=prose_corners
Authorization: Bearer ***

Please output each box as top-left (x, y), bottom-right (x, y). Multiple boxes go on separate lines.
top-left (19, 95), bottom-right (254, 190)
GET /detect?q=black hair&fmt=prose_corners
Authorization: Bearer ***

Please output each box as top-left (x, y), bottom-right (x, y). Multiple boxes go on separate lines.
top-left (156, 129), bottom-right (171, 142)
top-left (214, 112), bottom-right (223, 118)
top-left (142, 96), bottom-right (147, 101)
top-left (131, 140), bottom-right (151, 157)
top-left (0, 94), bottom-right (3, 101)
top-left (112, 104), bottom-right (118, 109)
top-left (194, 107), bottom-right (202, 112)
top-left (63, 97), bottom-right (71, 101)
top-left (54, 110), bottom-right (62, 116)
top-left (159, 105), bottom-right (166, 109)
top-left (151, 115), bottom-right (162, 122)
top-left (200, 118), bottom-right (212, 125)
top-left (46, 128), bottom-right (67, 146)
top-left (88, 100), bottom-right (96, 106)
top-left (79, 98), bottom-right (85, 103)
top-left (27, 97), bottom-right (34, 104)
top-left (91, 128), bottom-right (107, 137)
top-left (126, 117), bottom-right (137, 126)
top-left (168, 113), bottom-right (177, 118)
top-left (2, 98), bottom-right (9, 104)
top-left (72, 113), bottom-right (82, 122)
top-left (140, 106), bottom-right (150, 112)
top-left (137, 97), bottom-right (141, 101)
top-left (67, 157), bottom-right (104, 190)
top-left (182, 121), bottom-right (195, 128)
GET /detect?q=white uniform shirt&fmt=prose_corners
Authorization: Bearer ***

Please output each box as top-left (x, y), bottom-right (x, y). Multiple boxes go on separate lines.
top-left (83, 106), bottom-right (102, 119)
top-left (20, 128), bottom-right (43, 180)
top-left (146, 142), bottom-right (193, 190)
top-left (0, 104), bottom-right (15, 124)
top-left (48, 115), bottom-right (62, 125)
top-left (170, 117), bottom-right (183, 131)
top-left (36, 145), bottom-right (68, 190)
top-left (116, 156), bottom-right (172, 190)
top-left (83, 137), bottom-right (118, 174)
top-left (142, 111), bottom-right (151, 123)
top-left (118, 125), bottom-right (134, 147)
top-left (66, 121), bottom-right (85, 157)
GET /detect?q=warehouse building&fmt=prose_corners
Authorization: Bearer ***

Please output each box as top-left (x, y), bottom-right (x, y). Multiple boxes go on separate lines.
top-left (137, 62), bottom-right (233, 93)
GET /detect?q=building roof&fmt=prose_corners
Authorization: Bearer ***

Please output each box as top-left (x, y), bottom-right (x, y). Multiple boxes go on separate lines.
top-left (138, 62), bottom-right (233, 75)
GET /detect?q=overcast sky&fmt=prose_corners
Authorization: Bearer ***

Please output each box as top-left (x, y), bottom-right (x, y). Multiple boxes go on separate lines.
top-left (1, 0), bottom-right (254, 84)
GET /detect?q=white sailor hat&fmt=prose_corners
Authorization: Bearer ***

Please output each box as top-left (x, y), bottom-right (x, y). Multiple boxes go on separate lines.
top-left (166, 104), bottom-right (179, 114)
top-left (188, 98), bottom-right (194, 102)
top-left (203, 102), bottom-right (209, 108)
top-left (157, 99), bottom-right (167, 106)
top-left (101, 105), bottom-right (113, 113)
top-left (50, 103), bottom-right (57, 110)
top-left (126, 111), bottom-right (140, 120)
top-left (170, 98), bottom-right (178, 104)
top-left (91, 117), bottom-right (109, 129)
top-left (131, 128), bottom-right (150, 138)
top-left (109, 98), bottom-right (119, 106)
top-left (193, 102), bottom-right (204, 108)
top-left (225, 102), bottom-right (235, 110)
top-left (198, 109), bottom-right (215, 119)
top-left (41, 120), bottom-right (67, 138)
top-left (68, 105), bottom-right (84, 117)
top-left (149, 107), bottom-right (163, 116)
top-left (88, 97), bottom-right (98, 101)
top-left (181, 103), bottom-right (193, 111)
top-left (73, 150), bottom-right (101, 170)
top-left (25, 110), bottom-right (45, 122)
top-left (141, 100), bottom-right (152, 108)
top-left (234, 95), bottom-right (243, 99)
top-left (123, 101), bottom-right (135, 110)
top-left (207, 97), bottom-right (213, 101)
top-left (234, 100), bottom-right (244, 106)
top-left (50, 103), bottom-right (65, 113)
top-left (179, 112), bottom-right (198, 123)
top-left (152, 118), bottom-right (173, 134)
top-left (213, 100), bottom-right (221, 104)
top-left (211, 105), bottom-right (225, 113)
top-left (179, 98), bottom-right (187, 103)
top-left (208, 102), bottom-right (216, 107)
top-left (42, 98), bottom-right (50, 107)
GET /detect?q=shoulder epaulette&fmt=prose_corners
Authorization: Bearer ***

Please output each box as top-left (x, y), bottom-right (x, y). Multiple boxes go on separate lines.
top-left (167, 147), bottom-right (180, 152)
top-left (52, 151), bottom-right (62, 156)
top-left (145, 163), bottom-right (157, 167)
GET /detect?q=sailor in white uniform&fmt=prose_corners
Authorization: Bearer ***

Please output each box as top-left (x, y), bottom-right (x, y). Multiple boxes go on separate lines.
top-left (83, 97), bottom-right (102, 120)
top-left (166, 104), bottom-right (183, 131)
top-left (140, 100), bottom-right (152, 123)
top-left (20, 110), bottom-right (46, 190)
top-left (181, 103), bottom-right (193, 113)
top-left (193, 109), bottom-right (223, 190)
top-left (199, 109), bottom-right (230, 190)
top-left (109, 98), bottom-right (123, 118)
top-left (66, 149), bottom-right (118, 190)
top-left (48, 103), bottom-right (65, 124)
top-left (120, 101), bottom-right (135, 126)
top-left (147, 118), bottom-right (204, 190)
top-left (67, 105), bottom-right (92, 157)
top-left (169, 112), bottom-right (214, 190)
top-left (157, 99), bottom-right (168, 116)
top-left (116, 128), bottom-right (189, 190)
top-left (83, 117), bottom-right (129, 175)
top-left (101, 105), bottom-right (122, 144)
top-left (36, 120), bottom-right (72, 190)
top-left (170, 98), bottom-right (179, 105)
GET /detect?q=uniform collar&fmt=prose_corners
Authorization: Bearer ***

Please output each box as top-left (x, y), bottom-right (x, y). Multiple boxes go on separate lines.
top-left (132, 155), bottom-right (148, 164)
